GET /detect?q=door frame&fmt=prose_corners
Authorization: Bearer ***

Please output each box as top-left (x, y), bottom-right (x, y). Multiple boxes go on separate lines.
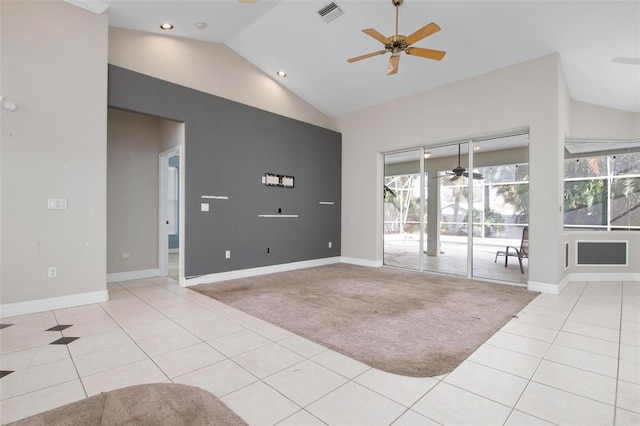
top-left (159, 145), bottom-right (185, 285)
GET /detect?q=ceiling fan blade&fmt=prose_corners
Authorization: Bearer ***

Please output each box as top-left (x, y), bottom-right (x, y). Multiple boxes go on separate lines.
top-left (347, 50), bottom-right (387, 63)
top-left (404, 22), bottom-right (441, 46)
top-left (387, 55), bottom-right (400, 75)
top-left (362, 28), bottom-right (390, 45)
top-left (405, 47), bottom-right (446, 61)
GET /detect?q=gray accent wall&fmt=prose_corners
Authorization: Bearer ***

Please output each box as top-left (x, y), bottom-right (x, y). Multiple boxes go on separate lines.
top-left (108, 65), bottom-right (341, 278)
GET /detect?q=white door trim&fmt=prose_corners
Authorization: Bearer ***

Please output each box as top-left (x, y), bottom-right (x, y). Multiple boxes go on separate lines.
top-left (159, 145), bottom-right (184, 284)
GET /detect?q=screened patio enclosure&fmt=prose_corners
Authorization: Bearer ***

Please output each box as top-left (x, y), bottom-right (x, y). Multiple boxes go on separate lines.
top-left (383, 134), bottom-right (530, 285)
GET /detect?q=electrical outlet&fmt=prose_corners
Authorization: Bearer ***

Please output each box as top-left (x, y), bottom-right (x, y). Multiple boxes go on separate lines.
top-left (48, 267), bottom-right (57, 278)
top-left (225, 250), bottom-right (231, 259)
top-left (328, 242), bottom-right (332, 248)
top-left (122, 252), bottom-right (130, 259)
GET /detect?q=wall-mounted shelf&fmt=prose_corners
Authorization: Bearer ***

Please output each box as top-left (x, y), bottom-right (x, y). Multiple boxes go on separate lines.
top-left (201, 195), bottom-right (229, 200)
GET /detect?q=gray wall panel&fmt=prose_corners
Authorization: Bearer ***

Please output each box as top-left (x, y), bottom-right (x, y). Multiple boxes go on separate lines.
top-left (577, 241), bottom-right (627, 265)
top-left (108, 65), bottom-right (341, 277)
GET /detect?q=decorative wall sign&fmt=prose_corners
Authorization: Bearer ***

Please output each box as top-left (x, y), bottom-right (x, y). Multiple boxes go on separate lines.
top-left (263, 173), bottom-right (294, 188)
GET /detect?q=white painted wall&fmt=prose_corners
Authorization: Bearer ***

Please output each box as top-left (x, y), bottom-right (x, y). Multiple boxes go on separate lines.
top-left (0, 1), bottom-right (108, 308)
top-left (569, 101), bottom-right (640, 140)
top-left (564, 232), bottom-right (640, 278)
top-left (108, 27), bottom-right (331, 130)
top-left (333, 54), bottom-right (567, 289)
top-left (160, 119), bottom-right (185, 152)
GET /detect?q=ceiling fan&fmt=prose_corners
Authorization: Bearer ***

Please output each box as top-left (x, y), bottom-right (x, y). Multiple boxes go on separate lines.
top-left (440, 145), bottom-right (484, 181)
top-left (347, 0), bottom-right (446, 75)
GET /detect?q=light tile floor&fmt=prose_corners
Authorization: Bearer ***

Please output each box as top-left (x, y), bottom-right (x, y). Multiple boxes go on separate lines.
top-left (1, 277), bottom-right (638, 425)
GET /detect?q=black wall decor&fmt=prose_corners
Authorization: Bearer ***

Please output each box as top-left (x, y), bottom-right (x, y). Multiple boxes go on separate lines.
top-left (108, 65), bottom-right (342, 277)
top-left (264, 173), bottom-right (294, 188)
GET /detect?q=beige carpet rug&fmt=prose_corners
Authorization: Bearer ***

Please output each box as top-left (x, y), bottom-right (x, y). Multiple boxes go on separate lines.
top-left (192, 264), bottom-right (539, 377)
top-left (8, 384), bottom-right (247, 426)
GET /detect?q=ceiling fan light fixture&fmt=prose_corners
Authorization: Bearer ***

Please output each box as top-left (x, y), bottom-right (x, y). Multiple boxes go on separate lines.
top-left (347, 0), bottom-right (445, 75)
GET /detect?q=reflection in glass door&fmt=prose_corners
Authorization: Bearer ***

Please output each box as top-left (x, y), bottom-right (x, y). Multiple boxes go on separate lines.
top-left (423, 143), bottom-right (469, 277)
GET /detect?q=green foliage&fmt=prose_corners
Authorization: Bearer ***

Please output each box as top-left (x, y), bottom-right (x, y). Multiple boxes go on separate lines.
top-left (495, 183), bottom-right (529, 224)
top-left (564, 179), bottom-right (607, 225)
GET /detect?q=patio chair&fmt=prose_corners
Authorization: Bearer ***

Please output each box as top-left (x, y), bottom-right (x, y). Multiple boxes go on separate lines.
top-left (494, 227), bottom-right (528, 274)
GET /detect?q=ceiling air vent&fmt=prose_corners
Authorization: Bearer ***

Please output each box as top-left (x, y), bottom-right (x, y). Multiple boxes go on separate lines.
top-left (318, 2), bottom-right (344, 23)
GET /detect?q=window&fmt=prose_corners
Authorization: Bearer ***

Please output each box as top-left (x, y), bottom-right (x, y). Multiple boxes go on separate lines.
top-left (564, 151), bottom-right (640, 230)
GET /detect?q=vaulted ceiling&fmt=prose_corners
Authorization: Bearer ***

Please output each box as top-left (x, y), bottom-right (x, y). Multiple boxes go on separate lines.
top-left (103, 0), bottom-right (640, 118)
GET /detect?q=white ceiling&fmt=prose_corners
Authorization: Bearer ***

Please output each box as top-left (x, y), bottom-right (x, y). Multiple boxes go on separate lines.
top-left (102, 0), bottom-right (640, 118)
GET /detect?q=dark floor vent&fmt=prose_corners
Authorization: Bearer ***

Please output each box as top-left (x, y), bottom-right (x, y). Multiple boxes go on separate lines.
top-left (318, 2), bottom-right (344, 23)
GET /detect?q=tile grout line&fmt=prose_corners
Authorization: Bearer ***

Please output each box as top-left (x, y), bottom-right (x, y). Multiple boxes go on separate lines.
top-left (612, 281), bottom-right (626, 426)
top-left (51, 310), bottom-right (90, 400)
top-left (502, 280), bottom-right (590, 425)
top-left (107, 278), bottom-right (319, 412)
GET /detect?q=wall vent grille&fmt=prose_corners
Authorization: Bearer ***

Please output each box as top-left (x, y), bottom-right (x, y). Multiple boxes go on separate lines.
top-left (318, 2), bottom-right (343, 23)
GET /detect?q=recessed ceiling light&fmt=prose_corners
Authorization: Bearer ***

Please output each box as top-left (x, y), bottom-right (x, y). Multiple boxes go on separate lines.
top-left (160, 23), bottom-right (174, 30)
top-left (194, 22), bottom-right (207, 30)
top-left (276, 70), bottom-right (287, 78)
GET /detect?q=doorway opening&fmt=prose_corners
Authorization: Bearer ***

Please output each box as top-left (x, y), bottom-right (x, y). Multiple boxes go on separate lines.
top-left (383, 133), bottom-right (529, 285)
top-left (159, 144), bottom-right (185, 286)
top-left (106, 108), bottom-right (185, 286)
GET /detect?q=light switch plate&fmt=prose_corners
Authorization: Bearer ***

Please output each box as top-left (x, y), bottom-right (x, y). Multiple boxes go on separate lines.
top-left (201, 203), bottom-right (210, 212)
top-left (48, 199), bottom-right (68, 209)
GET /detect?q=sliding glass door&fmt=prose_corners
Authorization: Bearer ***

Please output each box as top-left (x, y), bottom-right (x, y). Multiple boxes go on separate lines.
top-left (471, 136), bottom-right (529, 283)
top-left (383, 150), bottom-right (423, 270)
top-left (383, 134), bottom-right (529, 285)
top-left (423, 144), bottom-right (469, 276)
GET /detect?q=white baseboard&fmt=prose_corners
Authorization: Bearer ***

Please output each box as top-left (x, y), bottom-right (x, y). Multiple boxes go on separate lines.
top-left (527, 281), bottom-right (562, 295)
top-left (557, 274), bottom-right (571, 294)
top-left (529, 272), bottom-right (640, 295)
top-left (0, 290), bottom-right (109, 318)
top-left (340, 257), bottom-right (384, 268)
top-left (107, 268), bottom-right (160, 283)
top-left (184, 257), bottom-right (342, 286)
